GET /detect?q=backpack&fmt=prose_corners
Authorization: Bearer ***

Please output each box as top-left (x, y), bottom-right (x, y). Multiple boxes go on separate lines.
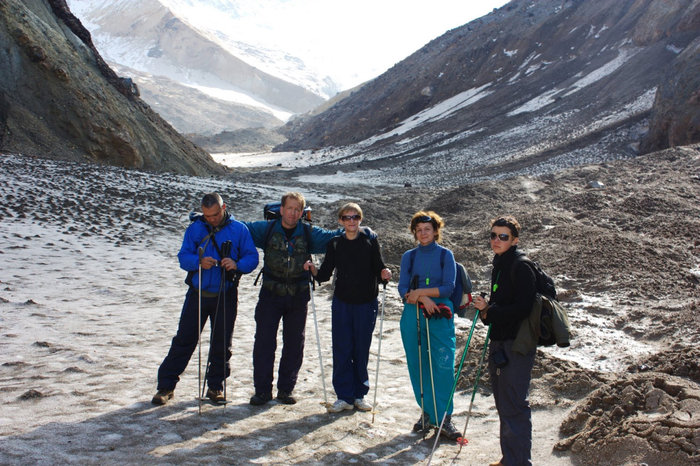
top-left (511, 255), bottom-right (570, 349)
top-left (511, 255), bottom-right (556, 300)
top-left (407, 248), bottom-right (472, 316)
top-left (264, 202), bottom-right (312, 223)
top-left (453, 262), bottom-right (474, 317)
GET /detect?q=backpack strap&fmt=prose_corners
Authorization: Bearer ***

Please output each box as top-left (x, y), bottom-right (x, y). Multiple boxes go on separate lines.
top-left (254, 220), bottom-right (313, 286)
top-left (510, 254), bottom-right (532, 286)
top-left (254, 220), bottom-right (278, 286)
top-left (408, 247), bottom-right (446, 278)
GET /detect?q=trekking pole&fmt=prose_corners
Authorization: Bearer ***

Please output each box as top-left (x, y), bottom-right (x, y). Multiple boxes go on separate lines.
top-left (197, 247), bottom-right (204, 415)
top-left (424, 314), bottom-right (438, 438)
top-left (309, 272), bottom-right (329, 408)
top-left (371, 281), bottom-right (387, 423)
top-left (220, 240), bottom-right (231, 406)
top-left (456, 323), bottom-right (492, 453)
top-left (200, 262), bottom-right (227, 404)
top-left (410, 275), bottom-right (426, 438)
top-left (427, 308), bottom-right (480, 465)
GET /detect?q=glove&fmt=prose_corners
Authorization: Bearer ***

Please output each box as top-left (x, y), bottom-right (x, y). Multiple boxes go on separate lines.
top-left (419, 303), bottom-right (453, 319)
top-left (436, 303), bottom-right (453, 319)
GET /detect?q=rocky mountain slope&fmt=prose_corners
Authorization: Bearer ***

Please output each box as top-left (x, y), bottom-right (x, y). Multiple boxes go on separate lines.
top-left (67, 0), bottom-right (329, 134)
top-left (113, 64), bottom-right (283, 136)
top-left (275, 0), bottom-right (700, 186)
top-left (0, 0), bottom-right (223, 175)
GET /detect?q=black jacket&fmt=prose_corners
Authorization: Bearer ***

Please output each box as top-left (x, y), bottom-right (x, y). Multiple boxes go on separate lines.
top-left (483, 246), bottom-right (537, 341)
top-left (315, 233), bottom-right (386, 304)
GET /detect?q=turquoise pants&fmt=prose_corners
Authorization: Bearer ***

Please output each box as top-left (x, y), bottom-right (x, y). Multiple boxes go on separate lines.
top-left (400, 297), bottom-right (456, 425)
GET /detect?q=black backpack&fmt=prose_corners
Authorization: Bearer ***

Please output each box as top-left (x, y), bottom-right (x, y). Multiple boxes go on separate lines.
top-left (264, 202), bottom-right (312, 223)
top-left (511, 255), bottom-right (556, 300)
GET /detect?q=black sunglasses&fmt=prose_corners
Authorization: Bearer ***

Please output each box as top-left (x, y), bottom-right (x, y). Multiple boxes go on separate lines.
top-left (490, 232), bottom-right (511, 242)
top-left (416, 215), bottom-right (432, 223)
top-left (341, 214), bottom-right (361, 221)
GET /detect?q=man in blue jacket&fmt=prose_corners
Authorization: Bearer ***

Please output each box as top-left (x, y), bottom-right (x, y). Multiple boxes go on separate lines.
top-left (244, 192), bottom-right (342, 406)
top-left (152, 193), bottom-right (259, 406)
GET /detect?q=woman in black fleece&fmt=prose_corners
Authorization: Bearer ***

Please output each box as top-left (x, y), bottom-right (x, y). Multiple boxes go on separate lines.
top-left (304, 203), bottom-right (392, 413)
top-left (473, 216), bottom-right (537, 466)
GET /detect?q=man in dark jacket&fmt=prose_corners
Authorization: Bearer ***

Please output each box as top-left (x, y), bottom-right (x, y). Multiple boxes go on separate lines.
top-left (152, 193), bottom-right (259, 406)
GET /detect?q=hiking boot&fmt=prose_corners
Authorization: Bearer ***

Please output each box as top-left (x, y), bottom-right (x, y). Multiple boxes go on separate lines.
top-left (206, 388), bottom-right (225, 404)
top-left (327, 399), bottom-right (353, 413)
top-left (151, 389), bottom-right (174, 406)
top-left (276, 390), bottom-right (297, 405)
top-left (439, 415), bottom-right (461, 440)
top-left (353, 398), bottom-right (372, 412)
top-left (412, 411), bottom-right (432, 432)
top-left (249, 392), bottom-right (272, 406)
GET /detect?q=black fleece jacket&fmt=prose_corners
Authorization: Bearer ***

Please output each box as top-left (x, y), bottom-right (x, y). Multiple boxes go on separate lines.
top-left (315, 234), bottom-right (386, 304)
top-left (483, 246), bottom-right (537, 341)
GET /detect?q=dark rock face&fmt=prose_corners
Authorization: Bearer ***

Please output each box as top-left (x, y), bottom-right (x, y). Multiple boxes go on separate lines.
top-left (0, 0), bottom-right (224, 175)
top-left (275, 0), bottom-right (700, 184)
top-left (641, 36), bottom-right (700, 153)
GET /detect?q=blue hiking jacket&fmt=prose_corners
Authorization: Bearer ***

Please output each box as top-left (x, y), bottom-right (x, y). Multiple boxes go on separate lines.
top-left (398, 242), bottom-right (456, 299)
top-left (178, 213), bottom-right (259, 293)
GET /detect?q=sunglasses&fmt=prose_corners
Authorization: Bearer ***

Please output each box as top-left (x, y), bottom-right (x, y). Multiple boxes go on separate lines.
top-left (416, 215), bottom-right (432, 223)
top-left (341, 214), bottom-right (361, 221)
top-left (490, 232), bottom-right (511, 242)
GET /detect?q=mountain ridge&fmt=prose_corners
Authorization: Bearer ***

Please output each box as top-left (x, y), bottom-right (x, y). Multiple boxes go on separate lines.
top-left (274, 0), bottom-right (700, 187)
top-left (67, 0), bottom-right (334, 134)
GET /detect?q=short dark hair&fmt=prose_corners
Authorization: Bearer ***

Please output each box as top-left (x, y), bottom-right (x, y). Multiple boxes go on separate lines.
top-left (201, 193), bottom-right (223, 208)
top-left (490, 216), bottom-right (521, 237)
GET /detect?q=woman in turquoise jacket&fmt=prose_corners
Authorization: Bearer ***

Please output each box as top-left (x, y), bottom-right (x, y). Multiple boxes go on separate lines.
top-left (398, 211), bottom-right (460, 440)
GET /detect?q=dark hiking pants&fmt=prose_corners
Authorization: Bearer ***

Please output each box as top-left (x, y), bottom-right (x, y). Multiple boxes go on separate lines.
top-left (157, 286), bottom-right (238, 391)
top-left (253, 287), bottom-right (309, 394)
top-left (488, 339), bottom-right (535, 466)
top-left (331, 297), bottom-right (378, 403)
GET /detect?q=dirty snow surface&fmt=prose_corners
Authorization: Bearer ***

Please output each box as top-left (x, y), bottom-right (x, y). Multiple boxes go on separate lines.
top-left (1, 147), bottom-right (698, 465)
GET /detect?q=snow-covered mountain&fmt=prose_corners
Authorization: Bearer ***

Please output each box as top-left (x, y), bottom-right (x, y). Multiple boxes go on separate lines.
top-left (66, 0), bottom-right (337, 134)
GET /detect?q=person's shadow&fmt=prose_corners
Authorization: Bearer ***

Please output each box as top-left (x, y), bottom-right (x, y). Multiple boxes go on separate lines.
top-left (0, 398), bottom-right (416, 464)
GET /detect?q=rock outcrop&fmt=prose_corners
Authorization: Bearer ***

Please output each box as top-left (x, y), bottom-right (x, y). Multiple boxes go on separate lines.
top-left (0, 0), bottom-right (224, 175)
top-left (641, 35), bottom-right (700, 153)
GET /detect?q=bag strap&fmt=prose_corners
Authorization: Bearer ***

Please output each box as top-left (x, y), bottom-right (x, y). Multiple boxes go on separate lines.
top-left (408, 247), bottom-right (445, 278)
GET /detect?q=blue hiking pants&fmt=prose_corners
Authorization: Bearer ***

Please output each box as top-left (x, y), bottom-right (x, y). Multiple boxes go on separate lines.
top-left (331, 297), bottom-right (378, 403)
top-left (252, 287), bottom-right (310, 394)
top-left (399, 298), bottom-right (456, 425)
top-left (157, 286), bottom-right (238, 391)
top-left (488, 339), bottom-right (535, 466)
